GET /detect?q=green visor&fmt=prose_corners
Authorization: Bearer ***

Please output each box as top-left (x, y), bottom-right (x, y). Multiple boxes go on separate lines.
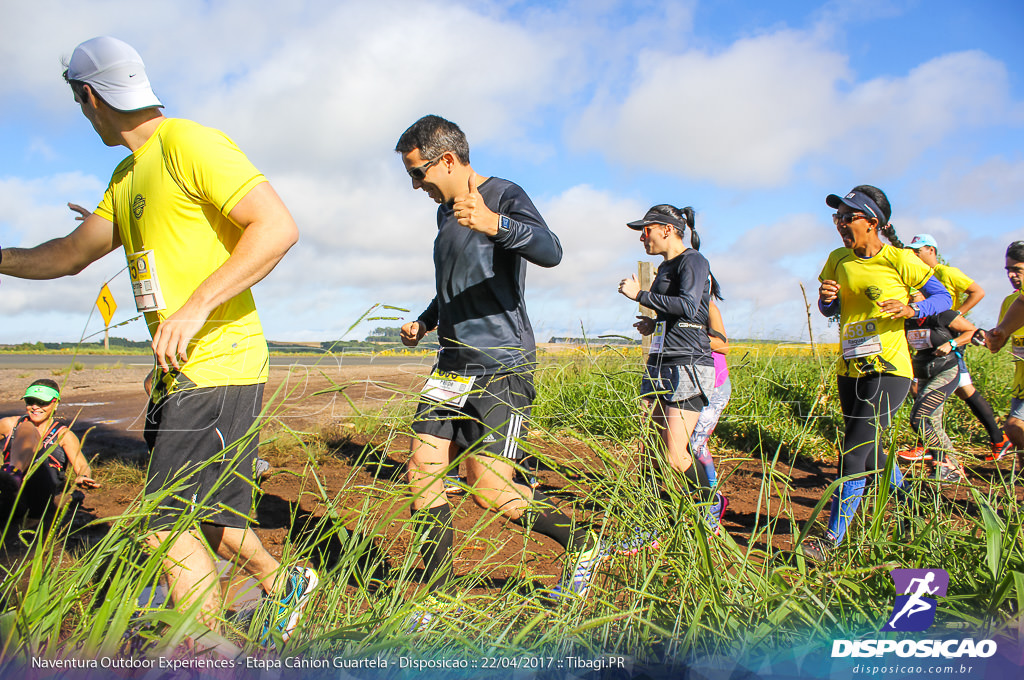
top-left (23, 384), bottom-right (60, 403)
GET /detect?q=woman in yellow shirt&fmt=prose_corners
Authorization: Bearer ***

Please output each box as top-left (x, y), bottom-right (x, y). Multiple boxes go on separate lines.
top-left (804, 185), bottom-right (951, 561)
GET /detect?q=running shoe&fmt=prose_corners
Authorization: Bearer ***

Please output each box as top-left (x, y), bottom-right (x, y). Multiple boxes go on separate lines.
top-left (546, 537), bottom-right (608, 601)
top-left (253, 457), bottom-right (272, 481)
top-left (442, 474), bottom-right (463, 495)
top-left (613, 527), bottom-right (661, 556)
top-left (896, 446), bottom-right (932, 462)
top-left (985, 435), bottom-right (1012, 462)
top-left (800, 537), bottom-right (836, 563)
top-left (260, 566), bottom-right (319, 645)
top-left (935, 459), bottom-right (966, 484)
top-left (715, 493), bottom-right (729, 522)
top-left (404, 592), bottom-right (461, 633)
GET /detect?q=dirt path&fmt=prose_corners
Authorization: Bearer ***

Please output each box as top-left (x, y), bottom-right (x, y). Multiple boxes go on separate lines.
top-left (0, 364), bottom-right (1017, 595)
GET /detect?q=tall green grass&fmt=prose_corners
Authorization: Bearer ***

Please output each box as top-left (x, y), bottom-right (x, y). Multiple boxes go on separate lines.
top-left (0, 345), bottom-right (1020, 667)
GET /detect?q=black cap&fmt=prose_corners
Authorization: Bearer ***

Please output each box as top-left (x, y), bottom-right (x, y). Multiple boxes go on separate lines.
top-left (826, 189), bottom-right (886, 223)
top-left (627, 209), bottom-right (687, 232)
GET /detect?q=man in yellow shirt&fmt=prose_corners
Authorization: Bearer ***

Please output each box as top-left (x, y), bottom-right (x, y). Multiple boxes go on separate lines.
top-left (0, 37), bottom-right (312, 649)
top-left (903, 234), bottom-right (1011, 460)
top-left (987, 241), bottom-right (1024, 457)
top-left (907, 234), bottom-right (984, 313)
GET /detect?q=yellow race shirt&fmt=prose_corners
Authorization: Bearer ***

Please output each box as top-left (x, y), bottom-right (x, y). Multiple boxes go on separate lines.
top-left (933, 264), bottom-right (974, 311)
top-left (94, 119), bottom-right (269, 388)
top-left (820, 245), bottom-right (933, 379)
top-left (999, 291), bottom-right (1024, 399)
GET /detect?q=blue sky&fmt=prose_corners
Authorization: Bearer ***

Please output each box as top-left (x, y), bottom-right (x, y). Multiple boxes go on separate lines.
top-left (1, 0), bottom-right (1022, 345)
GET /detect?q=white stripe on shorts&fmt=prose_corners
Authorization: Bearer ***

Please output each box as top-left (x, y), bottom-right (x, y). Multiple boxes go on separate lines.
top-left (502, 413), bottom-right (523, 459)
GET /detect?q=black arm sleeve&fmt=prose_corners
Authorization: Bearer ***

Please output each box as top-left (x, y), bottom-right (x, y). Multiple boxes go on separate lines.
top-left (417, 298), bottom-right (439, 331)
top-left (489, 185), bottom-right (562, 268)
top-left (636, 253), bottom-right (709, 319)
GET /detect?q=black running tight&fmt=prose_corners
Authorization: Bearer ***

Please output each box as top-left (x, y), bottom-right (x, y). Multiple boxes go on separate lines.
top-left (836, 374), bottom-right (912, 477)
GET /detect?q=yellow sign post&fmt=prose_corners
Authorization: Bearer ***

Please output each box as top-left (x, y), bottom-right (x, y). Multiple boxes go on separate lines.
top-left (96, 284), bottom-right (117, 350)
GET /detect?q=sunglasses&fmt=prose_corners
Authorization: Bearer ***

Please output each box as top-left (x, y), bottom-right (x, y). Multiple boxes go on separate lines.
top-left (25, 397), bottom-right (56, 408)
top-left (407, 155), bottom-right (443, 181)
top-left (832, 212), bottom-right (870, 227)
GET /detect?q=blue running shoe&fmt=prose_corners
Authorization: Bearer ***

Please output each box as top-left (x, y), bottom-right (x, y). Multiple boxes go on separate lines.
top-left (404, 593), bottom-right (462, 633)
top-left (443, 474), bottom-right (463, 495)
top-left (260, 566), bottom-right (318, 645)
top-left (546, 537), bottom-right (608, 601)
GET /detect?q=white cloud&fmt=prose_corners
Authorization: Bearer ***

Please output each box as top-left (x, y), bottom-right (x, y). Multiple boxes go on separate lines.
top-left (1, 1), bottom-right (1020, 344)
top-left (915, 156), bottom-right (1024, 212)
top-left (572, 32), bottom-right (1016, 187)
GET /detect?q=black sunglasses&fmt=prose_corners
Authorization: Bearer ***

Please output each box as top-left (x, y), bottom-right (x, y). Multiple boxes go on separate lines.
top-left (407, 155), bottom-right (443, 181)
top-left (832, 212), bottom-right (870, 227)
top-left (25, 397), bottom-right (56, 407)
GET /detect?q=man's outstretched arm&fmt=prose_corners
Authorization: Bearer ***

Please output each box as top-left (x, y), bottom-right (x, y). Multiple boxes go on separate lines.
top-left (0, 209), bottom-right (120, 279)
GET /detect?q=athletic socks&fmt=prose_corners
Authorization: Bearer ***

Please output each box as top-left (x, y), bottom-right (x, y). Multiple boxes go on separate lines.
top-left (412, 503), bottom-right (454, 592)
top-left (694, 449), bottom-right (719, 487)
top-left (826, 464), bottom-right (912, 544)
top-left (961, 391), bottom-right (1003, 444)
top-left (513, 489), bottom-right (589, 552)
top-left (826, 478), bottom-right (867, 544)
top-left (888, 462), bottom-right (912, 505)
top-left (682, 458), bottom-right (714, 504)
top-left (889, 462), bottom-right (905, 490)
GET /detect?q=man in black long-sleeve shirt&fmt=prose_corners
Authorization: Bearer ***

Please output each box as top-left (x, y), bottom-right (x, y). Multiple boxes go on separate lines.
top-left (395, 116), bottom-right (604, 620)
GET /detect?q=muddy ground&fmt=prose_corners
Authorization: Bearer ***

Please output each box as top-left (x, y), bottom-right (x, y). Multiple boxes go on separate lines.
top-left (0, 360), bottom-right (1017, 599)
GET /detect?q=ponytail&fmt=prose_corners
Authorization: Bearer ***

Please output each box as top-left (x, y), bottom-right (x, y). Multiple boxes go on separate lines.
top-left (710, 272), bottom-right (723, 301)
top-left (880, 223), bottom-right (904, 248)
top-left (681, 206), bottom-right (701, 250)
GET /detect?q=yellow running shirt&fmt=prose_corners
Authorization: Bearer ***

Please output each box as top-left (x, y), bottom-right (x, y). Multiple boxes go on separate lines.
top-left (999, 291), bottom-right (1024, 399)
top-left (820, 245), bottom-right (933, 379)
top-left (933, 264), bottom-right (974, 311)
top-left (93, 118), bottom-right (269, 388)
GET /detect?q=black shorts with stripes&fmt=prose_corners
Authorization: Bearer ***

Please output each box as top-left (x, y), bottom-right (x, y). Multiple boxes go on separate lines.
top-left (144, 376), bottom-right (264, 530)
top-left (411, 371), bottom-right (534, 460)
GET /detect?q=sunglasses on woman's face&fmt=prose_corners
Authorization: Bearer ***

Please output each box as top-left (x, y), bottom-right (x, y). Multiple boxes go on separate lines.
top-left (25, 398), bottom-right (55, 408)
top-left (406, 155), bottom-right (443, 181)
top-left (832, 212), bottom-right (869, 227)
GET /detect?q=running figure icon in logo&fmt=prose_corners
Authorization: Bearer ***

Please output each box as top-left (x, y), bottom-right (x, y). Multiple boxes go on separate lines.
top-left (883, 568), bottom-right (949, 632)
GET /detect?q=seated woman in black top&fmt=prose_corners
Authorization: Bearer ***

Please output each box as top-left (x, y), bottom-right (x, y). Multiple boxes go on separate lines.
top-left (0, 379), bottom-right (99, 523)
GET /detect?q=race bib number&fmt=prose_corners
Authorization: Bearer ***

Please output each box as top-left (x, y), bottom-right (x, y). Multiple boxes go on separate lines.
top-left (422, 370), bottom-right (476, 408)
top-left (649, 322), bottom-right (666, 354)
top-left (127, 250), bottom-right (166, 312)
top-left (906, 328), bottom-right (932, 350)
top-left (842, 319), bottom-right (882, 359)
top-left (1013, 337), bottom-right (1024, 361)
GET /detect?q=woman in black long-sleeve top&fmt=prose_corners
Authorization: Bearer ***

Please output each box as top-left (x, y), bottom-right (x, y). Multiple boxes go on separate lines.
top-left (618, 204), bottom-right (718, 532)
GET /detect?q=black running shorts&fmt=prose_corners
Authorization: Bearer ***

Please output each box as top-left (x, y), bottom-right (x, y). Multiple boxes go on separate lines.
top-left (144, 377), bottom-right (264, 530)
top-left (412, 372), bottom-right (534, 460)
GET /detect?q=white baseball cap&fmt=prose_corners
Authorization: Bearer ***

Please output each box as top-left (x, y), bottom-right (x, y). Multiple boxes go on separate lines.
top-left (65, 36), bottom-right (163, 112)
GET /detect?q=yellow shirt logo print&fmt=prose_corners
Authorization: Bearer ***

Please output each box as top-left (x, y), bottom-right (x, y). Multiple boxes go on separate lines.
top-left (132, 194), bottom-right (146, 219)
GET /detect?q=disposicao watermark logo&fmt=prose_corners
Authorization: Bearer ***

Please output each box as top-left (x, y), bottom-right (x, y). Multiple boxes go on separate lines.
top-left (831, 567), bottom-right (998, 659)
top-left (883, 568), bottom-right (948, 632)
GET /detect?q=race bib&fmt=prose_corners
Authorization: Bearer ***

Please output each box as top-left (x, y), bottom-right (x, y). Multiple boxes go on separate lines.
top-left (1013, 337), bottom-right (1024, 361)
top-left (649, 322), bottom-right (666, 354)
top-left (127, 250), bottom-right (166, 312)
top-left (421, 369), bottom-right (476, 408)
top-left (907, 328), bottom-right (932, 350)
top-left (842, 319), bottom-right (882, 359)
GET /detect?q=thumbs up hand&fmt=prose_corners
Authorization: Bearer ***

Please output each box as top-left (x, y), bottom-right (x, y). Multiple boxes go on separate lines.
top-left (452, 172), bottom-right (498, 236)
